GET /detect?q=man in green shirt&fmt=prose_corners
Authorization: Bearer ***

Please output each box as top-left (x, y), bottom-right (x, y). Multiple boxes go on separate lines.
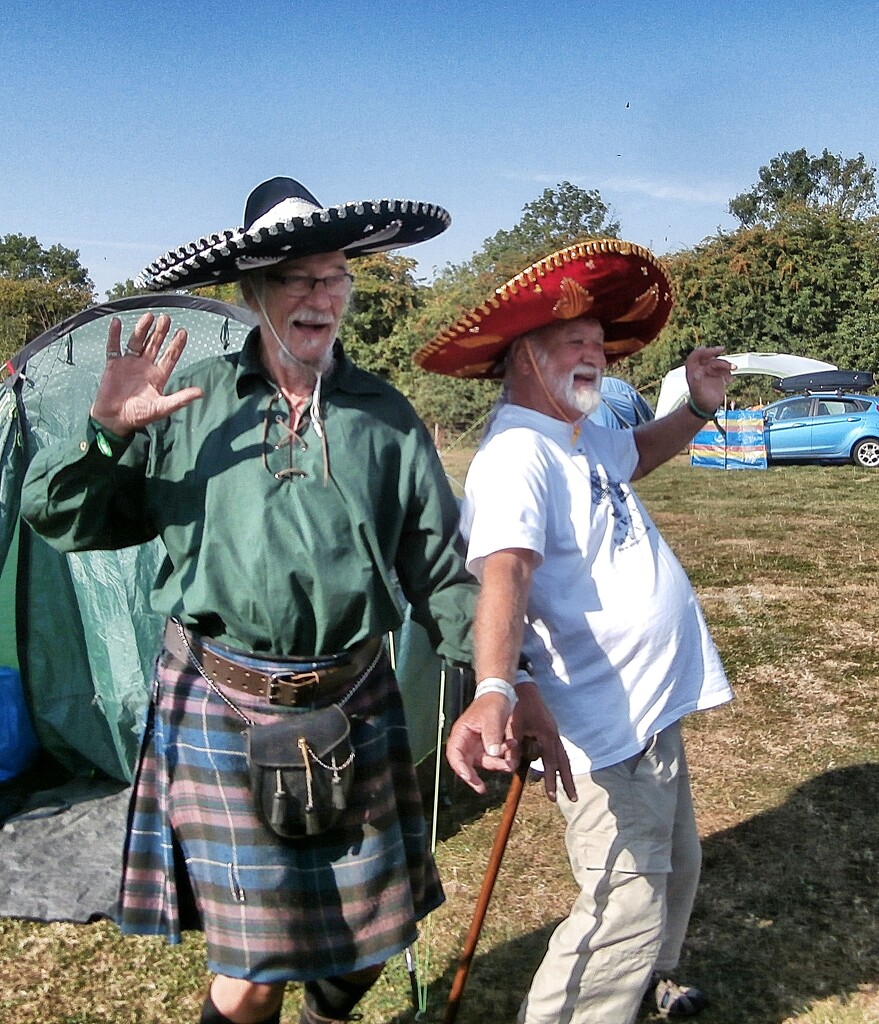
top-left (21, 177), bottom-right (475, 1024)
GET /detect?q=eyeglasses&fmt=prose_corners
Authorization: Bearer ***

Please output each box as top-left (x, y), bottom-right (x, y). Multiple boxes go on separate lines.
top-left (265, 271), bottom-right (354, 298)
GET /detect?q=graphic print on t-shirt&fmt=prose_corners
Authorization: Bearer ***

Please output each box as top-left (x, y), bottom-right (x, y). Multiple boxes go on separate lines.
top-left (589, 469), bottom-right (648, 551)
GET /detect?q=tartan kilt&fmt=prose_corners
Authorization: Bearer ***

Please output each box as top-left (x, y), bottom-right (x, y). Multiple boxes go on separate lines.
top-left (117, 637), bottom-right (444, 982)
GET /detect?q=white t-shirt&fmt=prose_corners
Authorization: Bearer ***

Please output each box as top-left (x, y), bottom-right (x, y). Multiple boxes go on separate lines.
top-left (462, 403), bottom-right (732, 774)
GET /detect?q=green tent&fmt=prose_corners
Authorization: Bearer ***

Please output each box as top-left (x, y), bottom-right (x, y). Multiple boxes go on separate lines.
top-left (0, 519), bottom-right (16, 669)
top-left (0, 296), bottom-right (453, 785)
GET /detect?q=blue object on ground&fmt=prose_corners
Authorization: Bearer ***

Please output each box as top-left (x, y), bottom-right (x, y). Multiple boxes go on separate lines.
top-left (0, 666), bottom-right (40, 782)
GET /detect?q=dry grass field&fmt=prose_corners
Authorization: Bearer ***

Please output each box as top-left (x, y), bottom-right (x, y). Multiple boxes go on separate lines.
top-left (3, 453), bottom-right (879, 1023)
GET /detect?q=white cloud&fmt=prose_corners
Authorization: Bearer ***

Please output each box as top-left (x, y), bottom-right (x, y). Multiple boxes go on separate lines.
top-left (61, 238), bottom-right (165, 253)
top-left (498, 169), bottom-right (732, 207)
top-left (603, 177), bottom-right (732, 205)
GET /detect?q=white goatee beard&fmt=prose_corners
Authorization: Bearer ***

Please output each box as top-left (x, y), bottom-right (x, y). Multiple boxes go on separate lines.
top-left (529, 342), bottom-right (604, 419)
top-left (277, 337), bottom-right (335, 377)
top-left (559, 370), bottom-right (604, 417)
top-left (254, 291), bottom-right (336, 379)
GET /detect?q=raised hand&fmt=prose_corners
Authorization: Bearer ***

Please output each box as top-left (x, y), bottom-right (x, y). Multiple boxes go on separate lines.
top-left (90, 312), bottom-right (204, 436)
top-left (684, 346), bottom-right (734, 415)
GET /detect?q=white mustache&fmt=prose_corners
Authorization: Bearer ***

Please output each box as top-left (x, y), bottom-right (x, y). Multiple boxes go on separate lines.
top-left (569, 371), bottom-right (600, 388)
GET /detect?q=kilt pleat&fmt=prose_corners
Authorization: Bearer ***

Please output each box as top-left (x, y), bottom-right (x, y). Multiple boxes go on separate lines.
top-left (118, 640), bottom-right (444, 982)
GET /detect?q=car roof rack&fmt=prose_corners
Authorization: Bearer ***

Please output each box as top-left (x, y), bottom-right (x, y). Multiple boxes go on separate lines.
top-left (774, 369), bottom-right (875, 394)
top-left (803, 387), bottom-right (863, 396)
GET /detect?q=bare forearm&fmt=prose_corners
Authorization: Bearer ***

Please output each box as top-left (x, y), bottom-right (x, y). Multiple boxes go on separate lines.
top-left (632, 402), bottom-right (708, 479)
top-left (474, 548), bottom-right (538, 681)
top-left (633, 346), bottom-right (733, 479)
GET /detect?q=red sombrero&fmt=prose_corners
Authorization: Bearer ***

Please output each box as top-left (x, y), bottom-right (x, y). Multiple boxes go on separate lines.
top-left (414, 239), bottom-right (673, 378)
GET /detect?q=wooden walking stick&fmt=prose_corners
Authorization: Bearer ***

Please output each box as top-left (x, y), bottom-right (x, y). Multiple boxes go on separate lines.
top-left (444, 742), bottom-right (537, 1024)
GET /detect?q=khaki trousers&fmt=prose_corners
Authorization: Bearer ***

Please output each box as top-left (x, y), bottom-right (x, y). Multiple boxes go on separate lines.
top-left (518, 722), bottom-right (701, 1024)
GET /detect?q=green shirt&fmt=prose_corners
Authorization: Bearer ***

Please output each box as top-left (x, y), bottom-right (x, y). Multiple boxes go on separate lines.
top-left (21, 331), bottom-right (475, 661)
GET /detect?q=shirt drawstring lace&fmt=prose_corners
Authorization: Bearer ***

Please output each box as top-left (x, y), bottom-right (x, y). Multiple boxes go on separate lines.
top-left (253, 289), bottom-right (330, 486)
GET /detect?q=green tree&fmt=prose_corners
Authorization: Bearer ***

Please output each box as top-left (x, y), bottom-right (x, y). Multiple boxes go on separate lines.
top-left (0, 233), bottom-right (93, 288)
top-left (629, 211), bottom-right (879, 404)
top-left (630, 152), bottom-right (879, 404)
top-left (433, 181), bottom-right (620, 312)
top-left (336, 253), bottom-right (422, 380)
top-left (729, 149), bottom-right (879, 228)
top-left (471, 181), bottom-right (620, 279)
top-left (823, 291), bottom-right (879, 371)
top-left (192, 281), bottom-right (245, 306)
top-left (105, 278), bottom-right (144, 300)
top-left (0, 235), bottom-right (95, 361)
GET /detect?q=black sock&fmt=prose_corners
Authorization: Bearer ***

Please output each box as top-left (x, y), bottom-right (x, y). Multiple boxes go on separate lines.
top-left (302, 973), bottom-right (380, 1019)
top-left (199, 991), bottom-right (281, 1024)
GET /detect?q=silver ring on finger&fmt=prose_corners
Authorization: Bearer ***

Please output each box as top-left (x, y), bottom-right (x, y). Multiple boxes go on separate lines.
top-left (124, 345), bottom-right (142, 356)
top-left (106, 351), bottom-right (121, 359)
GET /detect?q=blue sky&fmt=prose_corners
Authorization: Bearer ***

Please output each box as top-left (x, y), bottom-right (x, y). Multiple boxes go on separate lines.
top-left (2, 0), bottom-right (877, 299)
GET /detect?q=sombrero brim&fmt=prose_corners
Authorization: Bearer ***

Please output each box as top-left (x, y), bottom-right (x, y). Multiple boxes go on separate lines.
top-left (135, 199), bottom-right (451, 292)
top-left (414, 239), bottom-right (673, 378)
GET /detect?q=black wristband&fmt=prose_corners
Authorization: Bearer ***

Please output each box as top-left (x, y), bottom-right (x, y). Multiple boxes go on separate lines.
top-left (686, 396), bottom-right (716, 420)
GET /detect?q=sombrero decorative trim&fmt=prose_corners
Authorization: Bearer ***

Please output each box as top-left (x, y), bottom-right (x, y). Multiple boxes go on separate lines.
top-left (134, 176), bottom-right (451, 293)
top-left (414, 239), bottom-right (673, 378)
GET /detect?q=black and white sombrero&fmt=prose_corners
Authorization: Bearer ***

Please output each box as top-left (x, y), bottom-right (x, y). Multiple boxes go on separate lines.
top-left (135, 177), bottom-right (451, 292)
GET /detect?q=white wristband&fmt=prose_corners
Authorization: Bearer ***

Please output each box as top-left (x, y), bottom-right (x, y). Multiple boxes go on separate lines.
top-left (474, 677), bottom-right (519, 708)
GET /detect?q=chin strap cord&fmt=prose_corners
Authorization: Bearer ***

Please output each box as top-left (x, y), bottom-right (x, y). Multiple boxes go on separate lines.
top-left (523, 340), bottom-right (582, 444)
top-left (310, 372), bottom-right (329, 485)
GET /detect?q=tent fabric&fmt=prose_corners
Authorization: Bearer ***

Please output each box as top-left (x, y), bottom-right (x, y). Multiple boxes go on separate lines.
top-left (654, 353), bottom-right (836, 419)
top-left (0, 388), bottom-right (22, 670)
top-left (592, 376), bottom-right (655, 429)
top-left (2, 297), bottom-right (259, 782)
top-left (0, 517), bottom-right (18, 668)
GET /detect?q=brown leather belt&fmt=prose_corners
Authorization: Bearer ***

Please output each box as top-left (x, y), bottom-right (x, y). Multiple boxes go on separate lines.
top-left (164, 620), bottom-right (383, 708)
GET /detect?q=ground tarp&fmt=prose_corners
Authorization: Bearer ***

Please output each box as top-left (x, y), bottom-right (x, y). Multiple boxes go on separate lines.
top-left (0, 776), bottom-right (128, 922)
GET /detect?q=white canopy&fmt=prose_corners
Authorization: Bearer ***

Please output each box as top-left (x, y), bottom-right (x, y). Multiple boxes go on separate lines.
top-left (654, 352), bottom-right (836, 418)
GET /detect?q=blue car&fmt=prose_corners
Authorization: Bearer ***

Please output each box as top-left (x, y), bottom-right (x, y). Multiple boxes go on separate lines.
top-left (763, 392), bottom-right (879, 467)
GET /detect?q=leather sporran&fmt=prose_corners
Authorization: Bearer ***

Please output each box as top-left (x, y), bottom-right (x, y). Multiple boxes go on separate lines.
top-left (246, 704), bottom-right (355, 840)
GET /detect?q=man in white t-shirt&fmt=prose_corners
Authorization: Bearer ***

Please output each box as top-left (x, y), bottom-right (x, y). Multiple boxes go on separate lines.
top-left (415, 241), bottom-right (734, 1024)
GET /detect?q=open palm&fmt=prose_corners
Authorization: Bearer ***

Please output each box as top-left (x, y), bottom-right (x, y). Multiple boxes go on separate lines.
top-left (90, 312), bottom-right (204, 436)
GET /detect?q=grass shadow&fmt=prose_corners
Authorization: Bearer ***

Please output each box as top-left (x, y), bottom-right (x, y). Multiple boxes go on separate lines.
top-left (390, 763), bottom-right (879, 1024)
top-left (385, 921), bottom-right (559, 1024)
top-left (680, 762), bottom-right (879, 1023)
top-left (418, 755), bottom-right (519, 844)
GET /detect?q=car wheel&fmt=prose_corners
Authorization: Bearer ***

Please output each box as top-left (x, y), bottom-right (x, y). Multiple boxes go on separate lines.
top-left (852, 438), bottom-right (879, 467)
